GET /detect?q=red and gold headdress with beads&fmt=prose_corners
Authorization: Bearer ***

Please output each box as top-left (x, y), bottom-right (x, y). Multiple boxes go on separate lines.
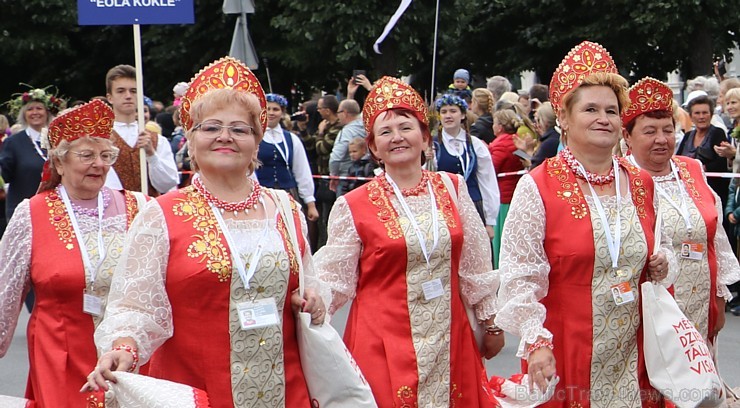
top-left (621, 77), bottom-right (674, 126)
top-left (46, 99), bottom-right (114, 149)
top-left (179, 56), bottom-right (267, 131)
top-left (549, 41), bottom-right (618, 114)
top-left (362, 76), bottom-right (428, 135)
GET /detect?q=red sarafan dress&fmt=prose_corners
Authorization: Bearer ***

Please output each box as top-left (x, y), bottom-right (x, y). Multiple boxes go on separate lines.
top-left (315, 171), bottom-right (499, 407)
top-left (497, 154), bottom-right (670, 408)
top-left (644, 156), bottom-right (739, 342)
top-left (95, 186), bottom-right (330, 408)
top-left (0, 189), bottom-right (142, 408)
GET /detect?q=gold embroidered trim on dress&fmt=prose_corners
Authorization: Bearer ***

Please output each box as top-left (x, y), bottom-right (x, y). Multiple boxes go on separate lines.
top-left (674, 158), bottom-right (701, 201)
top-left (276, 211), bottom-right (299, 275)
top-left (172, 186), bottom-right (232, 282)
top-left (124, 190), bottom-right (139, 227)
top-left (367, 178), bottom-right (404, 239)
top-left (622, 158), bottom-right (648, 219)
top-left (396, 385), bottom-right (417, 408)
top-left (46, 191), bottom-right (76, 250)
top-left (547, 156), bottom-right (589, 220)
top-left (430, 172), bottom-right (458, 229)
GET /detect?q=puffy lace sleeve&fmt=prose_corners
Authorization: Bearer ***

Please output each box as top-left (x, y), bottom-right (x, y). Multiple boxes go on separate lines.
top-left (94, 200), bottom-right (173, 363)
top-left (296, 208), bottom-right (332, 309)
top-left (452, 174), bottom-right (498, 320)
top-left (494, 175), bottom-right (553, 357)
top-left (0, 200), bottom-right (32, 356)
top-left (711, 189), bottom-right (740, 300)
top-left (313, 196), bottom-right (362, 315)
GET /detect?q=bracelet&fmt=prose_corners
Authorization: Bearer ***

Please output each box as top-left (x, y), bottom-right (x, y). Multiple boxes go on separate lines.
top-left (525, 339), bottom-right (554, 359)
top-left (112, 344), bottom-right (139, 373)
top-left (484, 324), bottom-right (504, 336)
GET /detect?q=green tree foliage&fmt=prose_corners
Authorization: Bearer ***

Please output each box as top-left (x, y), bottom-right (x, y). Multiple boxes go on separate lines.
top-left (0, 0), bottom-right (738, 114)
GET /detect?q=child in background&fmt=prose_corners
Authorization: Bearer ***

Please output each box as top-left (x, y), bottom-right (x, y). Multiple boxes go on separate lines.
top-left (446, 68), bottom-right (473, 102)
top-left (346, 137), bottom-right (377, 192)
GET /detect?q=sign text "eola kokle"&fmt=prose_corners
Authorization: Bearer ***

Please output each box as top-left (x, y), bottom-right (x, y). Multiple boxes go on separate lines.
top-left (77, 0), bottom-right (194, 25)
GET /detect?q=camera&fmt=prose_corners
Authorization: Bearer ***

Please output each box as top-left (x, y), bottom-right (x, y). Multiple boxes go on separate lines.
top-left (352, 69), bottom-right (366, 84)
top-left (290, 112), bottom-right (307, 122)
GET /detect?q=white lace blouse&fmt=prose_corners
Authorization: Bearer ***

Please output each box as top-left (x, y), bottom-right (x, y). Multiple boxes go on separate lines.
top-left (94, 198), bottom-right (330, 362)
top-left (495, 174), bottom-right (678, 356)
top-left (0, 198), bottom-right (128, 356)
top-left (314, 174), bottom-right (499, 321)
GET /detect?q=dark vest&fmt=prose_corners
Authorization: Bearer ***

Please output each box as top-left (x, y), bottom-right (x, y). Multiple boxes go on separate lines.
top-left (256, 130), bottom-right (297, 190)
top-left (434, 137), bottom-right (482, 202)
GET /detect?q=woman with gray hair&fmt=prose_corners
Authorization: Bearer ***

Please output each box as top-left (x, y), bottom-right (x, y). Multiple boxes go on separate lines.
top-left (0, 99), bottom-right (147, 407)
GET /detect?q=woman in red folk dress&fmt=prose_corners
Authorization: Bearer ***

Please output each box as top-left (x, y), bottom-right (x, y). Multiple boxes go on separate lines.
top-left (86, 57), bottom-right (329, 408)
top-left (314, 76), bottom-right (503, 407)
top-left (495, 41), bottom-right (675, 408)
top-left (0, 99), bottom-right (146, 408)
top-left (622, 77), bottom-right (740, 345)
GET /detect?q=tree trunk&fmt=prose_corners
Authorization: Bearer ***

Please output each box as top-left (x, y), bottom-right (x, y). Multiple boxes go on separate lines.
top-left (688, 25), bottom-right (713, 78)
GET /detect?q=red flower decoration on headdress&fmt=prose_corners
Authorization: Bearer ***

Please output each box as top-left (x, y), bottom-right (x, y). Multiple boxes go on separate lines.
top-left (621, 77), bottom-right (674, 126)
top-left (549, 41), bottom-right (618, 114)
top-left (47, 99), bottom-right (114, 149)
top-left (362, 76), bottom-right (428, 135)
top-left (179, 56), bottom-right (267, 131)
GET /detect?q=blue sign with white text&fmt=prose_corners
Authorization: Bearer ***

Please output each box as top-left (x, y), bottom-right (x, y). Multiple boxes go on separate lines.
top-left (78, 0), bottom-right (194, 25)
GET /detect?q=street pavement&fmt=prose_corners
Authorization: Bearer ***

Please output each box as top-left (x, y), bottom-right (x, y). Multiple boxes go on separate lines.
top-left (1, 304), bottom-right (739, 398)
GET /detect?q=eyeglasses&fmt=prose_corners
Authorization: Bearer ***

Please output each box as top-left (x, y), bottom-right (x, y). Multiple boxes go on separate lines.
top-left (71, 150), bottom-right (119, 165)
top-left (193, 121), bottom-right (255, 139)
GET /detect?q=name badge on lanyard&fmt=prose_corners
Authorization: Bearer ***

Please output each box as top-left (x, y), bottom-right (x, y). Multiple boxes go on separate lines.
top-left (237, 297), bottom-right (281, 330)
top-left (680, 242), bottom-right (704, 261)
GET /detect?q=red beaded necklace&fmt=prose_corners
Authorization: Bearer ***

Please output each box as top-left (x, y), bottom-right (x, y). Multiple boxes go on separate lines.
top-left (379, 170), bottom-right (430, 197)
top-left (192, 175), bottom-right (263, 216)
top-left (560, 147), bottom-right (616, 186)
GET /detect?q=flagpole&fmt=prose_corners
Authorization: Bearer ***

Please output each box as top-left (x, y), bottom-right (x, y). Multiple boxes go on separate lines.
top-left (430, 0), bottom-right (440, 103)
top-left (133, 24), bottom-right (148, 193)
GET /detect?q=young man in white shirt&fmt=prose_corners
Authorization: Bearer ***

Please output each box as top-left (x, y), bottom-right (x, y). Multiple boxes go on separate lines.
top-left (104, 64), bottom-right (179, 195)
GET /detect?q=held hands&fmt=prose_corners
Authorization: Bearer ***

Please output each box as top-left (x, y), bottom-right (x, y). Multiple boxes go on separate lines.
top-left (291, 287), bottom-right (326, 325)
top-left (80, 341), bottom-right (137, 393)
top-left (136, 131), bottom-right (156, 156)
top-left (482, 318), bottom-right (505, 359)
top-left (647, 251), bottom-right (669, 282)
top-left (527, 340), bottom-right (557, 393)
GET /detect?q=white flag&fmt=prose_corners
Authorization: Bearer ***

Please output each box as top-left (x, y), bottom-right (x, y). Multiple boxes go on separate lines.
top-left (373, 0), bottom-right (413, 54)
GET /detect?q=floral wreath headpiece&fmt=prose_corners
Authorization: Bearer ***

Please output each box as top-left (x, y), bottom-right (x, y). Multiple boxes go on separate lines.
top-left (362, 76), bottom-right (428, 135)
top-left (549, 41), bottom-right (618, 114)
top-left (6, 84), bottom-right (67, 118)
top-left (621, 77), bottom-right (673, 126)
top-left (179, 56), bottom-right (267, 131)
top-left (435, 94), bottom-right (469, 112)
top-left (266, 93), bottom-right (288, 108)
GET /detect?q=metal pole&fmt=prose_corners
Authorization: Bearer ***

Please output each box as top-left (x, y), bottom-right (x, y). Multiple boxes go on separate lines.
top-left (133, 24), bottom-right (148, 193)
top-left (264, 58), bottom-right (273, 93)
top-left (430, 0), bottom-right (441, 103)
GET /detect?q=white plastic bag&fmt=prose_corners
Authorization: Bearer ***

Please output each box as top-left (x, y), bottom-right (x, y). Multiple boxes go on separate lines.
top-left (276, 189), bottom-right (377, 408)
top-left (641, 281), bottom-right (724, 408)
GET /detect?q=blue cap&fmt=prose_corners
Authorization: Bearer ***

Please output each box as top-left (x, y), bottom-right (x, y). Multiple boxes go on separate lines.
top-left (453, 69), bottom-right (470, 83)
